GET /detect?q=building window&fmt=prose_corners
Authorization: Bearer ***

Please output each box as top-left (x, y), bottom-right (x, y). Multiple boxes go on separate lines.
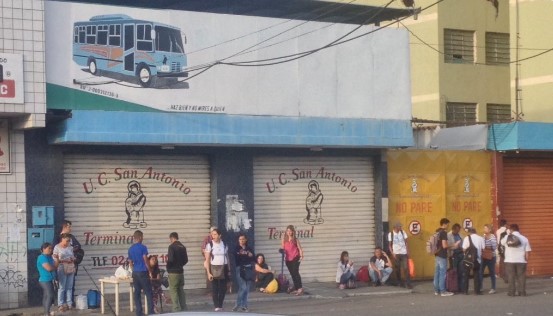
top-left (444, 29), bottom-right (475, 64)
top-left (446, 102), bottom-right (477, 126)
top-left (487, 104), bottom-right (511, 122)
top-left (486, 32), bottom-right (510, 65)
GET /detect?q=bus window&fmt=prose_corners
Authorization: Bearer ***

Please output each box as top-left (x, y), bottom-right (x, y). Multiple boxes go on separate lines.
top-left (86, 25), bottom-right (96, 44)
top-left (155, 26), bottom-right (184, 53)
top-left (108, 24), bottom-right (121, 47)
top-left (137, 24), bottom-right (153, 51)
top-left (97, 25), bottom-right (108, 45)
top-left (78, 26), bottom-right (86, 44)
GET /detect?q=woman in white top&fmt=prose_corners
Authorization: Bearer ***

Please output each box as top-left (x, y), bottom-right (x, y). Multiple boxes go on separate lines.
top-left (204, 228), bottom-right (229, 312)
top-left (336, 251), bottom-right (355, 289)
top-left (53, 233), bottom-right (76, 312)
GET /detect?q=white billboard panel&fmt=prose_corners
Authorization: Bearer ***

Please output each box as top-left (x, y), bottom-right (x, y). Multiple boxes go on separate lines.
top-left (46, 1), bottom-right (411, 119)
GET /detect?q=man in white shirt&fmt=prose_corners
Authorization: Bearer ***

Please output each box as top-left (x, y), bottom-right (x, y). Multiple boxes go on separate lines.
top-left (388, 222), bottom-right (412, 289)
top-left (462, 227), bottom-right (485, 295)
top-left (501, 224), bottom-right (531, 296)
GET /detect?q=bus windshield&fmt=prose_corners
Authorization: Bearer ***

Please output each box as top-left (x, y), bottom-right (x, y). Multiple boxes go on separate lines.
top-left (155, 26), bottom-right (184, 53)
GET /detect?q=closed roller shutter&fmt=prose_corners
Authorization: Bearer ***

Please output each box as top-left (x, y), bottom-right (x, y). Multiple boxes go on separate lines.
top-left (502, 158), bottom-right (553, 276)
top-left (64, 154), bottom-right (210, 294)
top-left (253, 156), bottom-right (375, 283)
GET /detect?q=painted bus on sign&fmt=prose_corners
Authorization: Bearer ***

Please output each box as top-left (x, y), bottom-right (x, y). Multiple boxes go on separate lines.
top-left (72, 14), bottom-right (188, 87)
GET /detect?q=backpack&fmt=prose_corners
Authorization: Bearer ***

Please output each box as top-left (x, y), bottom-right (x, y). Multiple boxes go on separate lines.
top-left (463, 235), bottom-right (477, 268)
top-left (506, 234), bottom-right (521, 247)
top-left (497, 231), bottom-right (507, 257)
top-left (265, 278), bottom-right (278, 294)
top-left (426, 231), bottom-right (441, 255)
top-left (356, 265), bottom-right (369, 282)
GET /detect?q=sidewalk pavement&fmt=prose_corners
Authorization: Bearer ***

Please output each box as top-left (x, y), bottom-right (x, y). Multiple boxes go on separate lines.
top-left (7, 277), bottom-right (553, 316)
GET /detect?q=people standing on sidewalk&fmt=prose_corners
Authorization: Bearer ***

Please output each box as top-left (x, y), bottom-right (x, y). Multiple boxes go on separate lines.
top-left (52, 233), bottom-right (76, 312)
top-left (388, 222), bottom-right (412, 289)
top-left (336, 251), bottom-right (356, 289)
top-left (167, 232), bottom-right (189, 312)
top-left (37, 242), bottom-right (58, 316)
top-left (496, 219), bottom-right (508, 283)
top-left (281, 225), bottom-right (304, 295)
top-left (369, 247), bottom-right (393, 286)
top-left (255, 254), bottom-right (274, 292)
top-left (447, 223), bottom-right (464, 292)
top-left (128, 230), bottom-right (154, 316)
top-left (433, 218), bottom-right (454, 296)
top-left (501, 224), bottom-right (531, 296)
top-left (204, 228), bottom-right (230, 312)
top-left (462, 227), bottom-right (484, 295)
top-left (480, 224), bottom-right (497, 294)
top-left (233, 234), bottom-right (255, 312)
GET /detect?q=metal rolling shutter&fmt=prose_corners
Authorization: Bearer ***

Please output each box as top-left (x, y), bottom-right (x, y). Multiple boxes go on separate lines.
top-left (253, 156), bottom-right (375, 283)
top-left (502, 158), bottom-right (553, 276)
top-left (63, 154), bottom-right (210, 294)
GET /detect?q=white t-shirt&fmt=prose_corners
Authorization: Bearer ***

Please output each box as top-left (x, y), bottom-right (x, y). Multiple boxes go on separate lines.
top-left (462, 234), bottom-right (485, 263)
top-left (388, 230), bottom-right (408, 255)
top-left (501, 231), bottom-right (531, 263)
top-left (204, 240), bottom-right (228, 265)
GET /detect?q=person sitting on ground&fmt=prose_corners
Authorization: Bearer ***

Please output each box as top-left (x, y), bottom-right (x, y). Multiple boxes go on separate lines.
top-left (336, 251), bottom-right (356, 289)
top-left (369, 247), bottom-right (393, 286)
top-left (255, 254), bottom-right (274, 292)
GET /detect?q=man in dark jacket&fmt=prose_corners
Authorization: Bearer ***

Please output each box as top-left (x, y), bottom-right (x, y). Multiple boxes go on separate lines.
top-left (167, 232), bottom-right (189, 311)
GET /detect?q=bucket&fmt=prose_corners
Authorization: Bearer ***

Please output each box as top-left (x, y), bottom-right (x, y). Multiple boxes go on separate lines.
top-left (76, 294), bottom-right (87, 310)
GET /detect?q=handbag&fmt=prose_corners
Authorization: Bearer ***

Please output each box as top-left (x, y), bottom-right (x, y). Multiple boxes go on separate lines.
top-left (482, 247), bottom-right (494, 260)
top-left (63, 262), bottom-right (76, 275)
top-left (211, 265), bottom-right (224, 279)
top-left (240, 264), bottom-right (255, 281)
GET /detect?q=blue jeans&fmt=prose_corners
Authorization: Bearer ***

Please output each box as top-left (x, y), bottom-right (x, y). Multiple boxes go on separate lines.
top-left (480, 256), bottom-right (497, 290)
top-left (132, 271), bottom-right (153, 316)
top-left (40, 281), bottom-right (55, 315)
top-left (433, 256), bottom-right (447, 293)
top-left (235, 266), bottom-right (251, 309)
top-left (339, 271), bottom-right (355, 285)
top-left (369, 267), bottom-right (392, 284)
top-left (57, 269), bottom-right (75, 307)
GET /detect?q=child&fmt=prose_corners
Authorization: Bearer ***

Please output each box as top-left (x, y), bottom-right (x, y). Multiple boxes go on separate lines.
top-left (149, 255), bottom-right (162, 314)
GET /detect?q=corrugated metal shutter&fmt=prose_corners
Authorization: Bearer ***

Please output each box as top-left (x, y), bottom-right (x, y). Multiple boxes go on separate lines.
top-left (253, 156), bottom-right (375, 283)
top-left (63, 154), bottom-right (210, 294)
top-left (502, 158), bottom-right (553, 276)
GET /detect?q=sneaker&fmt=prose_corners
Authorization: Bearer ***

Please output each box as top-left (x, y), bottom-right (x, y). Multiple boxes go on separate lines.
top-left (339, 284), bottom-right (346, 290)
top-left (214, 307), bottom-right (223, 312)
top-left (406, 284), bottom-right (413, 289)
top-left (232, 306), bottom-right (239, 312)
top-left (489, 289), bottom-right (496, 294)
top-left (434, 291), bottom-right (439, 296)
top-left (441, 291), bottom-right (454, 297)
top-left (241, 307), bottom-right (249, 312)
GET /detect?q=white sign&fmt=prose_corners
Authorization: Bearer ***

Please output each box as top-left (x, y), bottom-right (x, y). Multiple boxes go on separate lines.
top-left (0, 53), bottom-right (24, 104)
top-left (0, 119), bottom-right (10, 173)
top-left (45, 1), bottom-right (411, 119)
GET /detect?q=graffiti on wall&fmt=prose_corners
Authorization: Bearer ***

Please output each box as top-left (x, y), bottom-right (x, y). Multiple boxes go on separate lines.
top-left (0, 265), bottom-right (26, 289)
top-left (0, 242), bottom-right (27, 263)
top-left (225, 195), bottom-right (251, 232)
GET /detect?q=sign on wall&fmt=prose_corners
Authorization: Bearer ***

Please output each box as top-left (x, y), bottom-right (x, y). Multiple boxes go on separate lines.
top-left (387, 151), bottom-right (492, 278)
top-left (0, 119), bottom-right (10, 173)
top-left (0, 53), bottom-right (24, 104)
top-left (45, 1), bottom-right (411, 119)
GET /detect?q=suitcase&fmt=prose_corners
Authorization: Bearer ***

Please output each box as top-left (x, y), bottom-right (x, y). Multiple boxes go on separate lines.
top-left (446, 268), bottom-right (458, 292)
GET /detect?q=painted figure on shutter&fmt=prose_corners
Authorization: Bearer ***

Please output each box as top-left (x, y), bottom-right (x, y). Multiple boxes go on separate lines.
top-left (226, 195), bottom-right (251, 232)
top-left (304, 180), bottom-right (324, 225)
top-left (123, 180), bottom-right (148, 229)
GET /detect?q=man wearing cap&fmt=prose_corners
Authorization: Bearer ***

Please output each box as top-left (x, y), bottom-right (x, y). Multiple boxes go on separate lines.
top-left (388, 222), bottom-right (412, 289)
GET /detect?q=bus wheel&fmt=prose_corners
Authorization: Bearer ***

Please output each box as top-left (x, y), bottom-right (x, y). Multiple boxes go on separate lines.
top-left (88, 59), bottom-right (98, 75)
top-left (137, 64), bottom-right (152, 88)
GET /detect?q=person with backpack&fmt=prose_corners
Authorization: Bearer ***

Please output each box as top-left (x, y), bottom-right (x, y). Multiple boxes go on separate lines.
top-left (433, 218), bottom-right (454, 296)
top-left (388, 222), bottom-right (412, 289)
top-left (462, 227), bottom-right (485, 295)
top-left (500, 224), bottom-right (531, 296)
top-left (204, 228), bottom-right (230, 312)
top-left (496, 219), bottom-right (508, 283)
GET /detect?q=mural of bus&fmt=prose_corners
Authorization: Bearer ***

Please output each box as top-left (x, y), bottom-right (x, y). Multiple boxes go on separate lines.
top-left (72, 14), bottom-right (188, 87)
